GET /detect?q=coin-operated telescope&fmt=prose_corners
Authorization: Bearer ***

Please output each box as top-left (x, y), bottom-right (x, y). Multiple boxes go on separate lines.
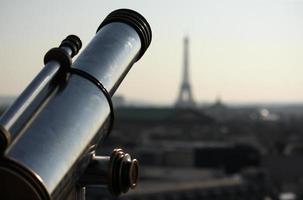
top-left (0, 9), bottom-right (152, 200)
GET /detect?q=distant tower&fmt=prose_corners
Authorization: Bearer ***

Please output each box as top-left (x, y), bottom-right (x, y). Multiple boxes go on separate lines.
top-left (175, 37), bottom-right (196, 108)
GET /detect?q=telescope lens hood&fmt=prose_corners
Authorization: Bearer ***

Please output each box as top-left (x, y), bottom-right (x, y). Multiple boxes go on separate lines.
top-left (97, 8), bottom-right (152, 61)
top-left (0, 158), bottom-right (50, 200)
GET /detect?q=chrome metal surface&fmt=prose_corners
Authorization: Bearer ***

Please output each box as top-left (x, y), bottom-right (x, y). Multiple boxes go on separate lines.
top-left (6, 75), bottom-right (111, 197)
top-left (79, 149), bottom-right (139, 196)
top-left (79, 154), bottom-right (110, 186)
top-left (61, 46), bottom-right (73, 57)
top-left (0, 9), bottom-right (150, 199)
top-left (1, 20), bottom-right (143, 200)
top-left (0, 61), bottom-right (61, 149)
top-left (73, 22), bottom-right (141, 95)
top-left (0, 35), bottom-right (81, 153)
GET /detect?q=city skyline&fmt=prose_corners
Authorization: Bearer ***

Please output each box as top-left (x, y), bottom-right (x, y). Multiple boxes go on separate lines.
top-left (0, 0), bottom-right (303, 105)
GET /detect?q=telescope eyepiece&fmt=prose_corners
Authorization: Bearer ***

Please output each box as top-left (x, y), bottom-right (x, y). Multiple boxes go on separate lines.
top-left (97, 9), bottom-right (152, 60)
top-left (60, 35), bottom-right (82, 57)
top-left (43, 35), bottom-right (82, 75)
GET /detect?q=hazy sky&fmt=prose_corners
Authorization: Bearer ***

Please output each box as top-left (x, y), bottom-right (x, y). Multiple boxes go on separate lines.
top-left (0, 0), bottom-right (303, 105)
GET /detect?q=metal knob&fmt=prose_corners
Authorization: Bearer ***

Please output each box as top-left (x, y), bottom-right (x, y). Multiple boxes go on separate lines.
top-left (79, 148), bottom-right (139, 196)
top-left (109, 149), bottom-right (139, 195)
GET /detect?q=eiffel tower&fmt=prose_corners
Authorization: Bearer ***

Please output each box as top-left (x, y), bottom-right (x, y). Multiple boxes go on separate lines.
top-left (175, 37), bottom-right (196, 108)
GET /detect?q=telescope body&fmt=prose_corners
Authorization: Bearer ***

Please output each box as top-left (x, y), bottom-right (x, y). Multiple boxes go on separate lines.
top-left (0, 9), bottom-right (151, 200)
top-left (0, 61), bottom-right (62, 150)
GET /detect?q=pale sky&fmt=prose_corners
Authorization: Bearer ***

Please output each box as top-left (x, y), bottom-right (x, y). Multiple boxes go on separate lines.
top-left (0, 0), bottom-right (303, 105)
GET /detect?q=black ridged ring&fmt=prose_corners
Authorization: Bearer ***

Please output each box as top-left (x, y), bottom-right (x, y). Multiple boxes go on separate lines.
top-left (44, 48), bottom-right (72, 73)
top-left (60, 35), bottom-right (82, 57)
top-left (97, 9), bottom-right (152, 61)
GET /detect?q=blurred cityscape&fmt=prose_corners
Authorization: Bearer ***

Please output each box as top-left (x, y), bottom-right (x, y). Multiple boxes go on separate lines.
top-left (1, 96), bottom-right (303, 200)
top-left (89, 38), bottom-right (303, 200)
top-left (88, 95), bottom-right (303, 200)
top-left (1, 36), bottom-right (303, 200)
top-left (1, 2), bottom-right (303, 199)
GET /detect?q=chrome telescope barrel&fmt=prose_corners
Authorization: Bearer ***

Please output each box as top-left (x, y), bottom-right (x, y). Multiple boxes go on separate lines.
top-left (0, 9), bottom-right (152, 200)
top-left (0, 35), bottom-right (82, 152)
